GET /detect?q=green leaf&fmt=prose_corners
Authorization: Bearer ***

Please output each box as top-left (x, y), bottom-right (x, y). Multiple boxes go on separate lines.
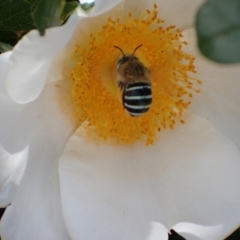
top-left (196, 0), bottom-right (240, 63)
top-left (0, 30), bottom-right (19, 46)
top-left (81, 2), bottom-right (95, 11)
top-left (0, 41), bottom-right (13, 53)
top-left (33, 0), bottom-right (65, 36)
top-left (169, 230), bottom-right (186, 240)
top-left (0, 0), bottom-right (79, 46)
top-left (225, 228), bottom-right (240, 240)
top-left (61, 1), bottom-right (79, 23)
top-left (0, 0), bottom-right (38, 46)
top-left (0, 0), bottom-right (37, 31)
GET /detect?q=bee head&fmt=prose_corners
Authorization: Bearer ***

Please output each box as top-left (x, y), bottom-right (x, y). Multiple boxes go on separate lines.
top-left (114, 44), bottom-right (142, 66)
top-left (116, 55), bottom-right (138, 66)
top-left (114, 44), bottom-right (143, 56)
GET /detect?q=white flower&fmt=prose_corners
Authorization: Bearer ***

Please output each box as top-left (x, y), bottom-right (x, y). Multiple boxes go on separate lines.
top-left (1, 0), bottom-right (240, 240)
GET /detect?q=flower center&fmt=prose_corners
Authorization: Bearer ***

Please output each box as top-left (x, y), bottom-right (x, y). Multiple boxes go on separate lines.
top-left (71, 4), bottom-right (201, 145)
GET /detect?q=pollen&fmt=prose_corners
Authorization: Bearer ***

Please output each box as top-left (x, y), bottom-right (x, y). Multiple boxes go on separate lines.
top-left (71, 5), bottom-right (201, 145)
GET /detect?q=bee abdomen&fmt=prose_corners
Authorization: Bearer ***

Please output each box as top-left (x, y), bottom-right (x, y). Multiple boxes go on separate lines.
top-left (123, 82), bottom-right (152, 117)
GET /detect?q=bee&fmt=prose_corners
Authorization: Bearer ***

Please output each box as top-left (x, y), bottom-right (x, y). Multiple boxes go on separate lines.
top-left (114, 44), bottom-right (152, 117)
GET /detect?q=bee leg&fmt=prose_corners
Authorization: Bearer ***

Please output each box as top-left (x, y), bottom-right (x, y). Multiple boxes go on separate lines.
top-left (118, 81), bottom-right (125, 90)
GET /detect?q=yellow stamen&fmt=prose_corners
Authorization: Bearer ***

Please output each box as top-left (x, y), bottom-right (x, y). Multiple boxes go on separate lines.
top-left (71, 5), bottom-right (201, 145)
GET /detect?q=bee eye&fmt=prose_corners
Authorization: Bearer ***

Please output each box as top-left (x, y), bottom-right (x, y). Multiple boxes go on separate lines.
top-left (117, 56), bottom-right (128, 66)
top-left (116, 57), bottom-right (123, 65)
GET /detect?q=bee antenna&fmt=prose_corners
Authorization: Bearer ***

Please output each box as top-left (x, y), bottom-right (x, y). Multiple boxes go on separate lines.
top-left (114, 45), bottom-right (125, 56)
top-left (132, 44), bottom-right (143, 55)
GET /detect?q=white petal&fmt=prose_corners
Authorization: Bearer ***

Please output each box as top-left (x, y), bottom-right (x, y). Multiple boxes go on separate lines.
top-left (0, 51), bottom-right (11, 78)
top-left (92, 0), bottom-right (123, 16)
top-left (59, 111), bottom-right (240, 240)
top-left (148, 223), bottom-right (169, 240)
top-left (183, 28), bottom-right (240, 150)
top-left (172, 222), bottom-right (224, 240)
top-left (0, 52), bottom-right (28, 207)
top-left (0, 146), bottom-right (28, 207)
top-left (5, 10), bottom-right (81, 104)
top-left (0, 80), bottom-right (78, 240)
top-left (122, 0), bottom-right (204, 29)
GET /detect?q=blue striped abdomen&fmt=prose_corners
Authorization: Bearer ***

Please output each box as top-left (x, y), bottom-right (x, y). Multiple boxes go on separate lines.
top-left (123, 82), bottom-right (152, 117)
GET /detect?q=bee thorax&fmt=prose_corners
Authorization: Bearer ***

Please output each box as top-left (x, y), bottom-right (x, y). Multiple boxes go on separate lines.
top-left (123, 61), bottom-right (146, 77)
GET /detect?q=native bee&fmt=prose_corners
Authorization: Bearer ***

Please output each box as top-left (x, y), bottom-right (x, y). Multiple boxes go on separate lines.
top-left (114, 44), bottom-right (152, 117)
